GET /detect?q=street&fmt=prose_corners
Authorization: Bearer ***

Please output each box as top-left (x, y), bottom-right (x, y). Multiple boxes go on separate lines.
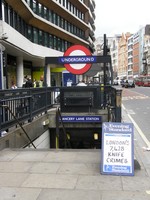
top-left (121, 86), bottom-right (150, 146)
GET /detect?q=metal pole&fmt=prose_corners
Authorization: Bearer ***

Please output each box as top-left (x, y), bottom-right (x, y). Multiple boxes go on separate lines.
top-left (103, 34), bottom-right (107, 107)
top-left (103, 34), bottom-right (107, 86)
top-left (0, 44), bottom-right (5, 89)
top-left (115, 89), bottom-right (122, 122)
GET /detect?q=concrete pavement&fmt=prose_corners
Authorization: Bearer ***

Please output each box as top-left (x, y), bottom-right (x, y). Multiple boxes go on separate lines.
top-left (0, 107), bottom-right (150, 200)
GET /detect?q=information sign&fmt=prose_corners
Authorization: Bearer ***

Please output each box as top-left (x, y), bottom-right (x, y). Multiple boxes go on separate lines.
top-left (101, 122), bottom-right (134, 176)
top-left (60, 115), bottom-right (101, 123)
top-left (62, 45), bottom-right (93, 75)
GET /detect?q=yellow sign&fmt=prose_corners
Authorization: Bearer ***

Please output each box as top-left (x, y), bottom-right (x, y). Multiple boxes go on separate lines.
top-left (51, 68), bottom-right (66, 72)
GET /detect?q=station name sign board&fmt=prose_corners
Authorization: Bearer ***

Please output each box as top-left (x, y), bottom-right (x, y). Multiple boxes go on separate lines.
top-left (60, 116), bottom-right (101, 123)
top-left (59, 56), bottom-right (97, 64)
top-left (101, 122), bottom-right (134, 176)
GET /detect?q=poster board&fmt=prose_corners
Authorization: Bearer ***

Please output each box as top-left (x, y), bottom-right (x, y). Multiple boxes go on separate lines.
top-left (101, 122), bottom-right (134, 176)
top-left (62, 70), bottom-right (76, 86)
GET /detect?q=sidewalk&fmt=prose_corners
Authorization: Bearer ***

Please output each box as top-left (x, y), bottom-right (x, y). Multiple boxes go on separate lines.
top-left (0, 108), bottom-right (150, 200)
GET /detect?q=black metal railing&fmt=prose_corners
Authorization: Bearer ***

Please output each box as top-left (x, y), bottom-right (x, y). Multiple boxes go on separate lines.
top-left (0, 87), bottom-right (60, 131)
top-left (0, 85), bottom-right (122, 132)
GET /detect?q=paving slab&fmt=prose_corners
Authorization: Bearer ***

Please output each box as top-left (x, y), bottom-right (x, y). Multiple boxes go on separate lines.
top-left (21, 173), bottom-right (78, 189)
top-left (76, 174), bottom-right (123, 191)
top-left (0, 187), bottom-right (41, 200)
top-left (0, 172), bottom-right (28, 187)
top-left (37, 189), bottom-right (101, 200)
top-left (101, 190), bottom-right (150, 200)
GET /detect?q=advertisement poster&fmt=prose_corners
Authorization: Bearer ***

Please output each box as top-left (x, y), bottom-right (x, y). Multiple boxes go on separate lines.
top-left (101, 122), bottom-right (134, 176)
top-left (62, 70), bottom-right (76, 86)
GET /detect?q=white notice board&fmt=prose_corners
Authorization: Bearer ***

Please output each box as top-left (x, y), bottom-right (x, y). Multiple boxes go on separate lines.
top-left (101, 122), bottom-right (134, 176)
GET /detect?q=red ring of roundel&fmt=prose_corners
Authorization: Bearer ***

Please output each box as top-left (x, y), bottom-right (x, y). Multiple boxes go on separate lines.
top-left (63, 45), bottom-right (92, 75)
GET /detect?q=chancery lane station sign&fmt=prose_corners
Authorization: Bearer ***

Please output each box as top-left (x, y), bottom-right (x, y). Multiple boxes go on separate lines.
top-left (101, 122), bottom-right (134, 176)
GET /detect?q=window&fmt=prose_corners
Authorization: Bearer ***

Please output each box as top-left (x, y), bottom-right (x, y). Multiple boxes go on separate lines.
top-left (10, 7), bottom-right (13, 27)
top-left (28, 26), bottom-right (33, 41)
top-left (14, 12), bottom-right (18, 30)
top-left (70, 24), bottom-right (73, 33)
top-left (64, 20), bottom-right (67, 30)
top-left (44, 32), bottom-right (48, 47)
top-left (74, 26), bottom-right (77, 35)
top-left (66, 0), bottom-right (68, 9)
top-left (71, 4), bottom-right (73, 12)
top-left (33, 27), bottom-right (38, 44)
top-left (43, 7), bottom-right (47, 19)
top-left (4, 2), bottom-right (9, 23)
top-left (57, 38), bottom-right (61, 51)
top-left (32, 0), bottom-right (37, 13)
top-left (53, 12), bottom-right (56, 24)
top-left (61, 40), bottom-right (65, 52)
top-left (65, 41), bottom-right (68, 51)
top-left (49, 34), bottom-right (53, 48)
top-left (68, 22), bottom-right (71, 32)
top-left (57, 15), bottom-right (60, 27)
top-left (61, 18), bottom-right (64, 28)
top-left (39, 30), bottom-right (43, 45)
top-left (38, 3), bottom-right (42, 16)
top-left (53, 36), bottom-right (57, 49)
top-left (48, 10), bottom-right (52, 22)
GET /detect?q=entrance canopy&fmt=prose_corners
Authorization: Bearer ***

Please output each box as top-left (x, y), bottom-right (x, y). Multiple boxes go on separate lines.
top-left (45, 55), bottom-right (113, 85)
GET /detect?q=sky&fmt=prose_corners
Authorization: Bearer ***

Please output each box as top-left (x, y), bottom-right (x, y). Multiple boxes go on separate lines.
top-left (94, 0), bottom-right (150, 38)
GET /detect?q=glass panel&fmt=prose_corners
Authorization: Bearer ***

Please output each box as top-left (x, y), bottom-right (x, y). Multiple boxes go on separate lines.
top-left (43, 7), bottom-right (47, 19)
top-left (10, 8), bottom-right (13, 27)
top-left (57, 38), bottom-right (61, 51)
top-left (33, 27), bottom-right (38, 44)
top-left (38, 3), bottom-right (42, 16)
top-left (32, 0), bottom-right (37, 13)
top-left (28, 26), bottom-right (32, 41)
top-left (44, 32), bottom-right (48, 47)
top-left (39, 30), bottom-right (43, 45)
top-left (54, 36), bottom-right (57, 49)
top-left (49, 34), bottom-right (53, 48)
top-left (62, 40), bottom-right (65, 52)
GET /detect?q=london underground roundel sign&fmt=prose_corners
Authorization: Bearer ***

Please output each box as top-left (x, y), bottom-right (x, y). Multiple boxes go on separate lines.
top-left (63, 45), bottom-right (92, 75)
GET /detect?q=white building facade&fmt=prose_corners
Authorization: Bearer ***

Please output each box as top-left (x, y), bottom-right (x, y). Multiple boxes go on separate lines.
top-left (0, 0), bottom-right (96, 89)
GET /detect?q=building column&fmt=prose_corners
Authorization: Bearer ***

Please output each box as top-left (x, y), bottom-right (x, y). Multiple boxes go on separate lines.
top-left (47, 64), bottom-right (51, 86)
top-left (16, 56), bottom-right (23, 88)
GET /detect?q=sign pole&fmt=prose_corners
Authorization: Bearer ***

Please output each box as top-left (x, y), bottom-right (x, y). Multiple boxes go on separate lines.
top-left (0, 44), bottom-right (5, 89)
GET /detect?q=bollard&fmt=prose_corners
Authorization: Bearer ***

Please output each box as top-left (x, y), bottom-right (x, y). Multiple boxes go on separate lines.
top-left (115, 89), bottom-right (122, 122)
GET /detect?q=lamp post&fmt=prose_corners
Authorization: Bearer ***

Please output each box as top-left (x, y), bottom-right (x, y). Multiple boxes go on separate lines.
top-left (0, 43), bottom-right (5, 89)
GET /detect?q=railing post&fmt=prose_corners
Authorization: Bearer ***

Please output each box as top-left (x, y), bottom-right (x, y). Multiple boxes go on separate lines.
top-left (56, 108), bottom-right (59, 149)
top-left (29, 90), bottom-right (33, 122)
top-left (115, 89), bottom-right (122, 122)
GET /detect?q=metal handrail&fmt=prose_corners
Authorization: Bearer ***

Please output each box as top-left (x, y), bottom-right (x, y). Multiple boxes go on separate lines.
top-left (0, 104), bottom-right (36, 149)
top-left (56, 107), bottom-right (71, 149)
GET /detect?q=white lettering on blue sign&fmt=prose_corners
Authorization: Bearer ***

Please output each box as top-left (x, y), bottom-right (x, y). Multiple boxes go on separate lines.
top-left (59, 56), bottom-right (97, 64)
top-left (103, 123), bottom-right (132, 133)
top-left (60, 116), bottom-right (101, 123)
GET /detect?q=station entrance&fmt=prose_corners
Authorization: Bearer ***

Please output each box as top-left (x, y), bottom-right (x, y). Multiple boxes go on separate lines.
top-left (45, 35), bottom-right (121, 150)
top-left (50, 127), bottom-right (102, 149)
